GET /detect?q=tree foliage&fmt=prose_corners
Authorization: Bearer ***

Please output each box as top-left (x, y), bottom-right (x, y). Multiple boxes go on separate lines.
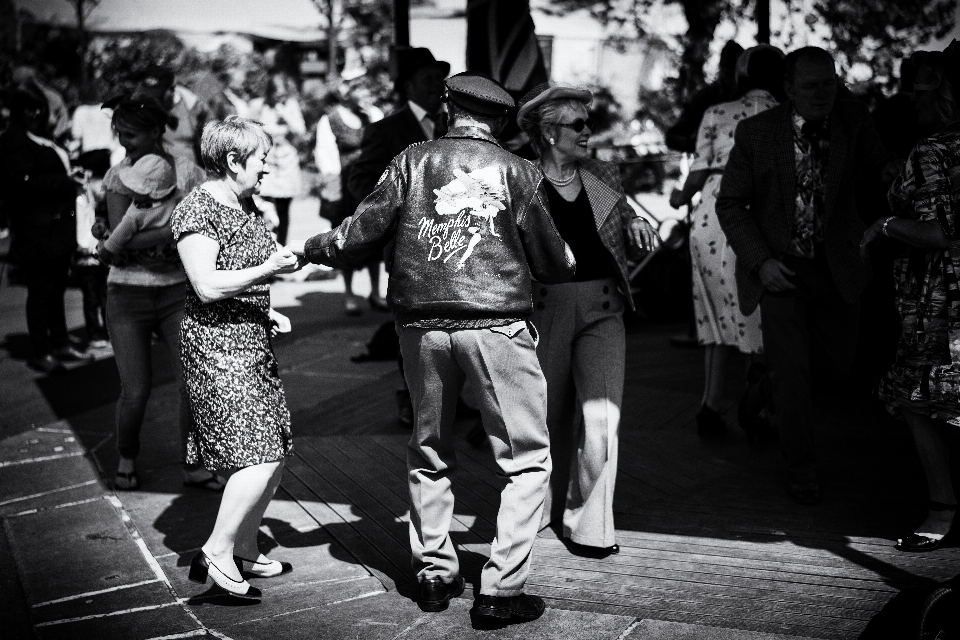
top-left (546, 0), bottom-right (957, 99)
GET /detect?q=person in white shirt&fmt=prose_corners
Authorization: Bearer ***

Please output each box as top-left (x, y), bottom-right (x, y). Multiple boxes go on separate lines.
top-left (314, 80), bottom-right (384, 314)
top-left (249, 74), bottom-right (306, 246)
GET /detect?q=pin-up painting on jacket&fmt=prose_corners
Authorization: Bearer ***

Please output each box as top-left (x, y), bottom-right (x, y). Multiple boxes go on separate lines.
top-left (420, 167), bottom-right (506, 269)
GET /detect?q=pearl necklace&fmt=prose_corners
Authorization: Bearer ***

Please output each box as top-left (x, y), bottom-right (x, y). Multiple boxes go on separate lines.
top-left (542, 166), bottom-right (577, 187)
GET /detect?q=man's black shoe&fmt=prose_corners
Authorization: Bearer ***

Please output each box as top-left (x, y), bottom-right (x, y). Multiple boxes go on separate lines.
top-left (472, 593), bottom-right (545, 621)
top-left (418, 575), bottom-right (464, 612)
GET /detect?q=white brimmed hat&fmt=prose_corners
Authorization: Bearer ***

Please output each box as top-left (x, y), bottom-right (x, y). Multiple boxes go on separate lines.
top-left (516, 82), bottom-right (593, 127)
top-left (117, 154), bottom-right (176, 199)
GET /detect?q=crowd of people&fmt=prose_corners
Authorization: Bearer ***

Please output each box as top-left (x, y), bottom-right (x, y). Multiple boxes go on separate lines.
top-left (0, 32), bottom-right (959, 627)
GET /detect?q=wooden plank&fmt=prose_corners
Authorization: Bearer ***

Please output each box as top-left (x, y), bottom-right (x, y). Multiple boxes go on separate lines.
top-left (317, 435), bottom-right (494, 578)
top-left (529, 547), bottom-right (894, 606)
top-left (282, 453), bottom-right (413, 589)
top-left (369, 434), bottom-right (504, 522)
top-left (530, 582), bottom-right (864, 638)
top-left (535, 591), bottom-right (848, 640)
top-left (531, 543), bottom-right (899, 592)
top-left (526, 570), bottom-right (880, 620)
top-left (600, 527), bottom-right (953, 571)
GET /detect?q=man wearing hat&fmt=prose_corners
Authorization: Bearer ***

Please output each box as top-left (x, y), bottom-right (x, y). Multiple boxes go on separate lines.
top-left (304, 72), bottom-right (575, 623)
top-left (347, 47), bottom-right (450, 425)
top-left (347, 47), bottom-right (450, 203)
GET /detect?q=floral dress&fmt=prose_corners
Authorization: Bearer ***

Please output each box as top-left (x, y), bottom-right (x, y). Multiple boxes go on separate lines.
top-left (689, 89), bottom-right (779, 353)
top-left (880, 122), bottom-right (960, 425)
top-left (171, 188), bottom-right (293, 470)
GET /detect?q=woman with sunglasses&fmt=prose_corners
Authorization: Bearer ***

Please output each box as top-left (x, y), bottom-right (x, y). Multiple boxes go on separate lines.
top-left (517, 83), bottom-right (658, 557)
top-left (861, 43), bottom-right (960, 552)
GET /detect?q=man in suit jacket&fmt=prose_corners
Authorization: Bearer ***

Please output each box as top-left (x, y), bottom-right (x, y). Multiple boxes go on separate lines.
top-left (347, 47), bottom-right (450, 427)
top-left (716, 47), bottom-right (897, 505)
top-left (348, 48), bottom-right (450, 202)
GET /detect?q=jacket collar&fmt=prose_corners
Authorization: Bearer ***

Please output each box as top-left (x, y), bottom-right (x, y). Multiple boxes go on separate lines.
top-left (442, 126), bottom-right (501, 146)
top-left (577, 160), bottom-right (621, 229)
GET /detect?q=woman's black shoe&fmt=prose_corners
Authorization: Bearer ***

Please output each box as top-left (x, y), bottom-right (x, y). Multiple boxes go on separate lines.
top-left (895, 501), bottom-right (957, 552)
top-left (696, 405), bottom-right (726, 438)
top-left (564, 538), bottom-right (619, 558)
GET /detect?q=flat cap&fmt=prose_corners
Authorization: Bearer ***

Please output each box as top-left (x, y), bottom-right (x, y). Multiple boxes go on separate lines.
top-left (444, 72), bottom-right (515, 116)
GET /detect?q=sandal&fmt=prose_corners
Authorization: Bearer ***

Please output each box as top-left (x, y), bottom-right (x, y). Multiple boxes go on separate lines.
top-left (183, 471), bottom-right (226, 492)
top-left (895, 501), bottom-right (958, 552)
top-left (114, 470), bottom-right (139, 491)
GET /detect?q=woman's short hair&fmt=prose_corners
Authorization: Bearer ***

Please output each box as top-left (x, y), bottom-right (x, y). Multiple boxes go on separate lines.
top-left (106, 93), bottom-right (172, 135)
top-left (518, 96), bottom-right (588, 156)
top-left (200, 115), bottom-right (272, 177)
top-left (913, 50), bottom-right (959, 125)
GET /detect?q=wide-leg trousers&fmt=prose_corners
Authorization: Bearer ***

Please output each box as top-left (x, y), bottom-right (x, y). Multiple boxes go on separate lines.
top-left (399, 321), bottom-right (551, 597)
top-left (531, 278), bottom-right (625, 548)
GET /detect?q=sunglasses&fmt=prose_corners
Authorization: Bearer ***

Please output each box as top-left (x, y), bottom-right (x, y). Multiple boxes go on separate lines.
top-left (553, 118), bottom-right (594, 133)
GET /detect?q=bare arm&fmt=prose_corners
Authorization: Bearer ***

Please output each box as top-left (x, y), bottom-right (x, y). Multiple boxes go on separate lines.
top-left (177, 232), bottom-right (300, 304)
top-left (106, 190), bottom-right (173, 249)
top-left (861, 216), bottom-right (950, 261)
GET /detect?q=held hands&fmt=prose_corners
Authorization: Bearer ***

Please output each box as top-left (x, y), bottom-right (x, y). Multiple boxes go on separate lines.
top-left (628, 218), bottom-right (660, 253)
top-left (269, 308), bottom-right (291, 338)
top-left (758, 259), bottom-right (796, 292)
top-left (265, 246), bottom-right (303, 275)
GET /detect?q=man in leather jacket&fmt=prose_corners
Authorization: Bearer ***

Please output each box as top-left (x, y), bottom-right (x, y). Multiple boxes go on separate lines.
top-left (304, 72), bottom-right (575, 624)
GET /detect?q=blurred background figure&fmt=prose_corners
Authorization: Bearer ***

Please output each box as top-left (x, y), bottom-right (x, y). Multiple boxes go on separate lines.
top-left (314, 75), bottom-right (384, 315)
top-left (250, 73), bottom-right (306, 246)
top-left (99, 94), bottom-right (211, 492)
top-left (137, 64), bottom-right (210, 167)
top-left (0, 86), bottom-right (89, 373)
top-left (346, 46), bottom-right (450, 427)
top-left (665, 40), bottom-right (744, 155)
top-left (12, 64), bottom-right (71, 144)
top-left (669, 45), bottom-right (785, 439)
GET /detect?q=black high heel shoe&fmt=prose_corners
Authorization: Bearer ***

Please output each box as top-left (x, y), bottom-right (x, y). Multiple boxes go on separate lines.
top-left (189, 551), bottom-right (262, 599)
top-left (895, 501), bottom-right (958, 552)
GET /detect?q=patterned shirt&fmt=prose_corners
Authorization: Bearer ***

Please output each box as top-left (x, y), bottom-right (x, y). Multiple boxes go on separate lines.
top-left (788, 110), bottom-right (830, 259)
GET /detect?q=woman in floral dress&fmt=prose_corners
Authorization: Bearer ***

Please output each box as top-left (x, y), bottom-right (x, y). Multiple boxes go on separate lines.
top-left (670, 45), bottom-right (784, 436)
top-left (173, 116), bottom-right (305, 598)
top-left (864, 46), bottom-right (960, 552)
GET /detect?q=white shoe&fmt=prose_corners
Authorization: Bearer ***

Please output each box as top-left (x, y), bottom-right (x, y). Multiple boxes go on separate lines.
top-left (189, 551), bottom-right (262, 598)
top-left (234, 555), bottom-right (293, 578)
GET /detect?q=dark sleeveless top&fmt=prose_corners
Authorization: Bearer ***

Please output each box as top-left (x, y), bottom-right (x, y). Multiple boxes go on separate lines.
top-left (544, 182), bottom-right (616, 282)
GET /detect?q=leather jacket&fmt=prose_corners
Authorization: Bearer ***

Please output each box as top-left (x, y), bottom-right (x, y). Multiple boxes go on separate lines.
top-left (304, 126), bottom-right (576, 326)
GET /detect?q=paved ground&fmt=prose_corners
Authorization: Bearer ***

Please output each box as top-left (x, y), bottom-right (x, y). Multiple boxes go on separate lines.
top-left (1, 195), bottom-right (958, 639)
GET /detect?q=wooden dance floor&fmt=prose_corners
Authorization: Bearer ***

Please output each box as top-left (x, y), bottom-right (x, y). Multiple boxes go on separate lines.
top-left (278, 321), bottom-right (960, 640)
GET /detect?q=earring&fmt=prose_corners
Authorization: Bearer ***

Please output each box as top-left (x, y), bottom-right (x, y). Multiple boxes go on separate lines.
top-left (549, 137), bottom-right (555, 145)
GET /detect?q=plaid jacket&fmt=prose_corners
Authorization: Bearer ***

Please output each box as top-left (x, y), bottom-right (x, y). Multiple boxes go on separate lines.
top-left (715, 100), bottom-right (892, 315)
top-left (578, 159), bottom-right (640, 311)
